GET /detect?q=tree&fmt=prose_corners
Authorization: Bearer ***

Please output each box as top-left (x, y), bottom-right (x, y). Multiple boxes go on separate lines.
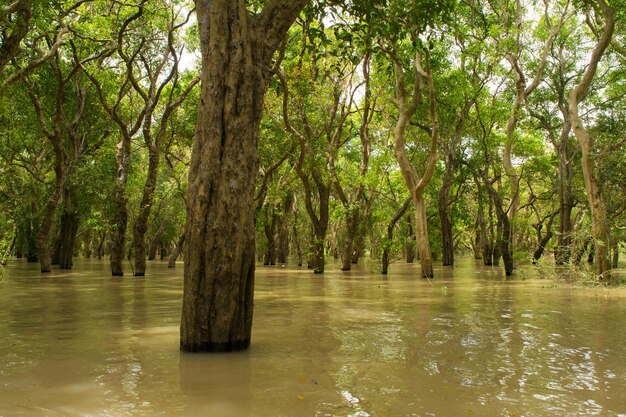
top-left (180, 0), bottom-right (308, 352)
top-left (568, 0), bottom-right (615, 280)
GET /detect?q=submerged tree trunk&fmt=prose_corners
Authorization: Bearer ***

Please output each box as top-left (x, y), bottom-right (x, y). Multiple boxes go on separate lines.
top-left (181, 1), bottom-right (306, 353)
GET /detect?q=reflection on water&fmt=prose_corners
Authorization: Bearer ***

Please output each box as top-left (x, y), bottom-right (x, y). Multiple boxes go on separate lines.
top-left (1, 258), bottom-right (626, 416)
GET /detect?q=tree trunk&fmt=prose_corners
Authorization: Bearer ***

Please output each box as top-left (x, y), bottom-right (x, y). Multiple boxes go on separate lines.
top-left (438, 177), bottom-right (454, 266)
top-left (133, 151), bottom-right (159, 276)
top-left (555, 120), bottom-right (574, 265)
top-left (56, 188), bottom-right (79, 270)
top-left (341, 211), bottom-right (359, 270)
top-left (568, 0), bottom-right (614, 280)
top-left (263, 213), bottom-right (277, 266)
top-left (293, 222), bottom-right (303, 267)
top-left (110, 136), bottom-right (131, 276)
top-left (406, 217), bottom-right (415, 263)
top-left (414, 192), bottom-right (434, 277)
top-left (532, 212), bottom-right (557, 264)
top-left (36, 157), bottom-right (65, 273)
top-left (276, 192), bottom-right (292, 264)
top-left (168, 234), bottom-right (185, 268)
top-left (181, 0), bottom-right (306, 353)
top-left (381, 197), bottom-right (411, 275)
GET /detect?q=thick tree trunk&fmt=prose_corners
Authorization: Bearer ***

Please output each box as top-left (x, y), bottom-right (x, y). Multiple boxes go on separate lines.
top-left (181, 0), bottom-right (306, 353)
top-left (414, 192), bottom-right (434, 277)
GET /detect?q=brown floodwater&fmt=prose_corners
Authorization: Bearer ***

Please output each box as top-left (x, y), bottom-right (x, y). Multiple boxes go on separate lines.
top-left (1, 257), bottom-right (625, 417)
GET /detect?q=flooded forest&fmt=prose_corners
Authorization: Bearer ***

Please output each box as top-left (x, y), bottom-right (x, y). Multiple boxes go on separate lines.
top-left (1, 0), bottom-right (625, 415)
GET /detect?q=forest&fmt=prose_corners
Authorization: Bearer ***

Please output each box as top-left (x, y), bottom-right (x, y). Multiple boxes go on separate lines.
top-left (0, 0), bottom-right (624, 352)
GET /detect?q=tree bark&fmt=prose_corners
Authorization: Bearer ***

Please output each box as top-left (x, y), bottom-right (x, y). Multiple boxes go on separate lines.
top-left (181, 0), bottom-right (307, 353)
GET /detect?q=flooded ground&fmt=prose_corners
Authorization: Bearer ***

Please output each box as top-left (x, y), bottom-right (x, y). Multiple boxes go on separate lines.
top-left (1, 258), bottom-right (625, 417)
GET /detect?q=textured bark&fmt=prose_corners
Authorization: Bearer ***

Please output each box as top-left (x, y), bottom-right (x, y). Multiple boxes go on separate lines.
top-left (568, 0), bottom-right (614, 280)
top-left (181, 0), bottom-right (307, 353)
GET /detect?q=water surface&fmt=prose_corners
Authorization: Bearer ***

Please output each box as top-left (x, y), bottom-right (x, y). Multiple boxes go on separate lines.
top-left (1, 258), bottom-right (625, 416)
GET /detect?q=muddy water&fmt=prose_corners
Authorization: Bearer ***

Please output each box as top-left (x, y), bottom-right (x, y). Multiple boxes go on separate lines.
top-left (1, 258), bottom-right (625, 417)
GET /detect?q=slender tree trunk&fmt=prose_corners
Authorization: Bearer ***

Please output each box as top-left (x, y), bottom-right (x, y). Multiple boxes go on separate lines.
top-left (341, 211), bottom-right (359, 270)
top-left (573, 238), bottom-right (590, 265)
top-left (381, 197), bottom-right (411, 275)
top-left (56, 188), bottom-right (79, 269)
top-left (133, 151), bottom-right (159, 276)
top-left (168, 233), bottom-right (185, 268)
top-left (555, 120), bottom-right (574, 265)
top-left (568, 0), bottom-right (614, 280)
top-left (181, 0), bottom-right (306, 352)
top-left (406, 217), bottom-right (415, 263)
top-left (438, 177), bottom-right (454, 266)
top-left (263, 212), bottom-right (277, 266)
top-left (110, 136), bottom-right (131, 276)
